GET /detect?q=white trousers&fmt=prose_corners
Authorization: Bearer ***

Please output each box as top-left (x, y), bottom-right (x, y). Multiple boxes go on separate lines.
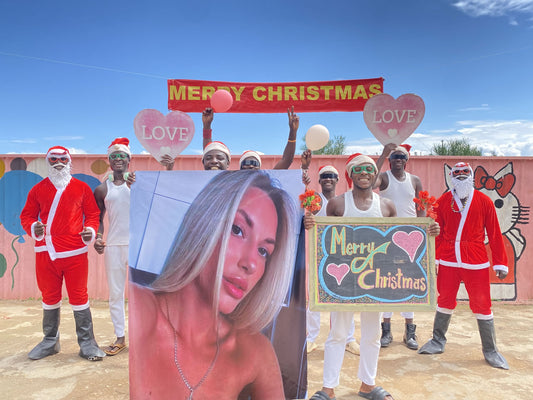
top-left (382, 311), bottom-right (414, 319)
top-left (104, 245), bottom-right (128, 338)
top-left (307, 308), bottom-right (356, 343)
top-left (323, 311), bottom-right (381, 388)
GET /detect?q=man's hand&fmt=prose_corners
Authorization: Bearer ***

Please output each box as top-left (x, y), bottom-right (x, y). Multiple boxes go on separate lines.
top-left (301, 149), bottom-right (312, 170)
top-left (202, 107), bottom-right (214, 129)
top-left (160, 155), bottom-right (175, 171)
top-left (496, 270), bottom-right (508, 280)
top-left (34, 221), bottom-right (46, 237)
top-left (428, 221), bottom-right (440, 236)
top-left (79, 227), bottom-right (93, 242)
top-left (288, 106), bottom-right (299, 133)
top-left (303, 211), bottom-right (316, 230)
top-left (382, 142), bottom-right (397, 158)
top-left (126, 171), bottom-right (136, 188)
top-left (94, 238), bottom-right (106, 254)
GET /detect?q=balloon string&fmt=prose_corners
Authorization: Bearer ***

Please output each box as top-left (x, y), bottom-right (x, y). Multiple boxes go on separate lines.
top-left (10, 236), bottom-right (20, 290)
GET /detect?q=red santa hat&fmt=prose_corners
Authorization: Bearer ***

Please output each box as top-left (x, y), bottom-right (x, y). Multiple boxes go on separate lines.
top-left (390, 143), bottom-right (412, 159)
top-left (318, 165), bottom-right (339, 177)
top-left (239, 150), bottom-right (262, 167)
top-left (203, 141), bottom-right (231, 162)
top-left (46, 146), bottom-right (71, 161)
top-left (345, 153), bottom-right (377, 188)
top-left (108, 137), bottom-right (131, 157)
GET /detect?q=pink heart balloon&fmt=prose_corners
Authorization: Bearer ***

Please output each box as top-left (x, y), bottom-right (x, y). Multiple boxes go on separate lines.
top-left (363, 93), bottom-right (425, 145)
top-left (133, 109), bottom-right (195, 161)
top-left (392, 230), bottom-right (424, 263)
top-left (326, 263), bottom-right (350, 286)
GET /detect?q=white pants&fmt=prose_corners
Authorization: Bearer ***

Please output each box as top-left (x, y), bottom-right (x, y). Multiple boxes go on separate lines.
top-left (104, 245), bottom-right (128, 338)
top-left (382, 311), bottom-right (414, 319)
top-left (307, 308), bottom-right (356, 344)
top-left (323, 311), bottom-right (381, 388)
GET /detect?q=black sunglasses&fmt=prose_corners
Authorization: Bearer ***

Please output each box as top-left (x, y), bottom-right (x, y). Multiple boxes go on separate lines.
top-left (240, 159), bottom-right (260, 168)
top-left (390, 154), bottom-right (407, 160)
top-left (320, 173), bottom-right (338, 180)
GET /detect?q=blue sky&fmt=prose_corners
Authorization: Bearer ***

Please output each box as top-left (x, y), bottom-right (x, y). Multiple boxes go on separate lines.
top-left (1, 0), bottom-right (532, 158)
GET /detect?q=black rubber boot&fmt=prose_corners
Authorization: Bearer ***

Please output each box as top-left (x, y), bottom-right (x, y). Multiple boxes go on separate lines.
top-left (73, 308), bottom-right (106, 361)
top-left (380, 322), bottom-right (393, 347)
top-left (418, 311), bottom-right (451, 354)
top-left (403, 323), bottom-right (419, 350)
top-left (28, 308), bottom-right (61, 360)
top-left (477, 319), bottom-right (509, 369)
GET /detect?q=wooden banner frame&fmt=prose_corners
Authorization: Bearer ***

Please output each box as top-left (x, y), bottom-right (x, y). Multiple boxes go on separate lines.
top-left (308, 217), bottom-right (436, 311)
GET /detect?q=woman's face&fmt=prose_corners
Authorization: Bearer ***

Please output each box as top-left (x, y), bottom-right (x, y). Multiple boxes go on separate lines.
top-left (198, 186), bottom-right (279, 315)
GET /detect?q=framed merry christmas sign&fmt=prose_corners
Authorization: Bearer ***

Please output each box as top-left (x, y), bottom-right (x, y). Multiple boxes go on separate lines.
top-left (308, 217), bottom-right (436, 311)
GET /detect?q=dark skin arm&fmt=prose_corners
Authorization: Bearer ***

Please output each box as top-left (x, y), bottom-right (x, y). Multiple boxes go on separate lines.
top-left (373, 143), bottom-right (397, 190)
top-left (273, 107), bottom-right (299, 169)
top-left (93, 182), bottom-right (108, 254)
top-left (202, 107), bottom-right (214, 149)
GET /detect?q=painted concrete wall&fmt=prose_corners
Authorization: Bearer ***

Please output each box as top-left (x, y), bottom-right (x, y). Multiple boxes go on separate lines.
top-left (1, 154), bottom-right (530, 301)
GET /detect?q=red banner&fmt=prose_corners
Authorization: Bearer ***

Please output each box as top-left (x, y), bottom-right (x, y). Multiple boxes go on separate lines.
top-left (167, 78), bottom-right (384, 113)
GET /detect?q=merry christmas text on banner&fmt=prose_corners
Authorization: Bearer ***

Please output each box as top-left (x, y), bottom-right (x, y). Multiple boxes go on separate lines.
top-left (167, 78), bottom-right (384, 113)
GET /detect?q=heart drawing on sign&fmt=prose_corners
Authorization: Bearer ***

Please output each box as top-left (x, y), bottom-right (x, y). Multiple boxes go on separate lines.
top-left (326, 263), bottom-right (350, 286)
top-left (392, 230), bottom-right (424, 263)
top-left (133, 109), bottom-right (195, 161)
top-left (363, 93), bottom-right (425, 146)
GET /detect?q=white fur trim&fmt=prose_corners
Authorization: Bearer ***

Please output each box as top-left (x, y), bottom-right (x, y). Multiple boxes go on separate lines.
top-left (239, 150), bottom-right (262, 167)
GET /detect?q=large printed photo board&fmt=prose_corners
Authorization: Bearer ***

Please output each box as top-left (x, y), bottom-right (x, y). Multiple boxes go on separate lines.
top-left (308, 217), bottom-right (436, 312)
top-left (128, 169), bottom-right (307, 400)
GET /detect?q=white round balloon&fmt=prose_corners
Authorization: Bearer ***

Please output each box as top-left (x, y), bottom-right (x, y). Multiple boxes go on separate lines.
top-left (305, 124), bottom-right (330, 151)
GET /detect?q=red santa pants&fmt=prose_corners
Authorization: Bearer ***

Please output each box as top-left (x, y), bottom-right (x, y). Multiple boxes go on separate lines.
top-left (36, 252), bottom-right (89, 307)
top-left (437, 265), bottom-right (492, 315)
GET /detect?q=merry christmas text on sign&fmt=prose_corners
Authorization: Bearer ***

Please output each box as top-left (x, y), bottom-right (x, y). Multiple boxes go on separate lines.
top-left (167, 78), bottom-right (384, 113)
top-left (308, 217), bottom-right (436, 311)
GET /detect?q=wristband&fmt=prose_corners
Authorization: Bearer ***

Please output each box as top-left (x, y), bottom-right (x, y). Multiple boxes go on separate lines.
top-left (288, 139), bottom-right (296, 143)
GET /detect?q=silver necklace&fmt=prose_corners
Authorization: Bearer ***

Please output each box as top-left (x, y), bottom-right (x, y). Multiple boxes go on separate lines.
top-left (166, 297), bottom-right (220, 400)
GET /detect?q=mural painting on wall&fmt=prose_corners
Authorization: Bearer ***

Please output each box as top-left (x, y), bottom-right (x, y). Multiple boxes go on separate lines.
top-left (0, 156), bottom-right (107, 289)
top-left (443, 162), bottom-right (529, 300)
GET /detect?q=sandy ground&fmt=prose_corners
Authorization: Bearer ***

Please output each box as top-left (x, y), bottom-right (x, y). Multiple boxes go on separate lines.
top-left (0, 300), bottom-right (532, 400)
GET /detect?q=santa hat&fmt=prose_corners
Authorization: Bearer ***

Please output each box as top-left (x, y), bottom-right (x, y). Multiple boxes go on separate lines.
top-left (390, 144), bottom-right (411, 159)
top-left (345, 153), bottom-right (377, 187)
top-left (318, 165), bottom-right (339, 177)
top-left (239, 150), bottom-right (262, 167)
top-left (46, 146), bottom-right (71, 161)
top-left (450, 162), bottom-right (473, 176)
top-left (108, 137), bottom-right (131, 157)
top-left (203, 141), bottom-right (231, 162)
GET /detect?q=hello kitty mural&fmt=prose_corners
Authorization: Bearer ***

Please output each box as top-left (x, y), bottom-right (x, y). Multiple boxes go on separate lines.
top-left (443, 162), bottom-right (529, 300)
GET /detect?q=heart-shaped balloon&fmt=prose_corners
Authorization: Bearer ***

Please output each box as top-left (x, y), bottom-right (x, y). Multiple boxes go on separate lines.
top-left (363, 93), bottom-right (425, 146)
top-left (133, 109), bottom-right (195, 161)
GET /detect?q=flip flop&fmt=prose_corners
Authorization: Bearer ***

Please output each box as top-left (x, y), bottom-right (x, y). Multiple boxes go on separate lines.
top-left (358, 386), bottom-right (393, 400)
top-left (310, 391), bottom-right (335, 400)
top-left (103, 342), bottom-right (127, 356)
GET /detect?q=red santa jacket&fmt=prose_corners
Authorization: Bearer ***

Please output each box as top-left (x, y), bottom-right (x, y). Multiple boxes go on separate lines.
top-left (20, 177), bottom-right (100, 260)
top-left (435, 189), bottom-right (508, 272)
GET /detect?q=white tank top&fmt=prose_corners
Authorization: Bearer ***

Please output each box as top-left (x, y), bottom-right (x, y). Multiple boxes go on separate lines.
top-left (380, 170), bottom-right (416, 217)
top-left (104, 179), bottom-right (130, 246)
top-left (317, 192), bottom-right (328, 217)
top-left (343, 191), bottom-right (383, 218)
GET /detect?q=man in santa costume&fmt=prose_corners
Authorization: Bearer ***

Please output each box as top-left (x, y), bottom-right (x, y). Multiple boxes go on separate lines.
top-left (418, 162), bottom-right (509, 369)
top-left (94, 138), bottom-right (135, 356)
top-left (20, 146), bottom-right (106, 361)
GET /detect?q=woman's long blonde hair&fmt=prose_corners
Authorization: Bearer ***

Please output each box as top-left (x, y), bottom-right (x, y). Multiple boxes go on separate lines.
top-left (150, 170), bottom-right (297, 332)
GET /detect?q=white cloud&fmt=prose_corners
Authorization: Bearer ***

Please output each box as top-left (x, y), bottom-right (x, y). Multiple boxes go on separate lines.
top-left (453, 0), bottom-right (533, 23)
top-left (458, 104), bottom-right (491, 112)
top-left (67, 147), bottom-right (88, 154)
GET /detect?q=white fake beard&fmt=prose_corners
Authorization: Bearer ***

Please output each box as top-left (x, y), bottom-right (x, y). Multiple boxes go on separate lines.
top-left (48, 163), bottom-right (72, 188)
top-left (452, 175), bottom-right (474, 200)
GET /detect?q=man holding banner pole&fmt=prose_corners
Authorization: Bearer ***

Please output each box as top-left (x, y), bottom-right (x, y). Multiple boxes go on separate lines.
top-left (201, 106), bottom-right (299, 170)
